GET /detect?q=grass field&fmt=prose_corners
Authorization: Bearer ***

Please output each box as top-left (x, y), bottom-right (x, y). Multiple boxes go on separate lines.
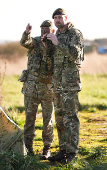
top-left (0, 74), bottom-right (107, 170)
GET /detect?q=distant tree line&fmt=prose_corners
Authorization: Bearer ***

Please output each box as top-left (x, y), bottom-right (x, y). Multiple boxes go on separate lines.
top-left (0, 42), bottom-right (27, 60)
top-left (84, 38), bottom-right (107, 54)
top-left (94, 38), bottom-right (107, 46)
top-left (0, 38), bottom-right (107, 58)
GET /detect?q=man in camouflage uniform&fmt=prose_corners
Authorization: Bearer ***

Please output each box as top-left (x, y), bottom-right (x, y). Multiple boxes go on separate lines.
top-left (19, 20), bottom-right (55, 159)
top-left (46, 8), bottom-right (84, 163)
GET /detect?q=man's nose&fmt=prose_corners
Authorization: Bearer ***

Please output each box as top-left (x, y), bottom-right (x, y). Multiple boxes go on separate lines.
top-left (43, 30), bottom-right (47, 34)
top-left (56, 18), bottom-right (60, 22)
top-left (42, 30), bottom-right (45, 34)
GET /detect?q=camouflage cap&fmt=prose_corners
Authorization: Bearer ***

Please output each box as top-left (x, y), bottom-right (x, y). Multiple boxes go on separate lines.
top-left (52, 8), bottom-right (66, 19)
top-left (40, 20), bottom-right (53, 27)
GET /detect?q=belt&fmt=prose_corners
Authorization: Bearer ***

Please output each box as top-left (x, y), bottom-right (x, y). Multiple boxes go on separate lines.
top-left (37, 77), bottom-right (52, 84)
top-left (28, 70), bottom-right (52, 84)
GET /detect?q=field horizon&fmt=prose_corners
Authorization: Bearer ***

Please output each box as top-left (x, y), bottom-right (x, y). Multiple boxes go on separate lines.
top-left (0, 51), bottom-right (107, 76)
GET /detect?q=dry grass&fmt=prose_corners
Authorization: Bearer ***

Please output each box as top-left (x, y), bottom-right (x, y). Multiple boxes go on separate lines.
top-left (0, 50), bottom-right (107, 75)
top-left (0, 57), bottom-right (27, 75)
top-left (81, 51), bottom-right (107, 74)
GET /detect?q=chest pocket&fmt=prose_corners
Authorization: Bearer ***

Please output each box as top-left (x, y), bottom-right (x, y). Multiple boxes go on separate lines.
top-left (58, 34), bottom-right (68, 44)
top-left (62, 68), bottom-right (80, 91)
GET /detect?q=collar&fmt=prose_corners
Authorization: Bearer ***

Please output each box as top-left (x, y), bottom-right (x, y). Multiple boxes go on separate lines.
top-left (56, 22), bottom-right (74, 35)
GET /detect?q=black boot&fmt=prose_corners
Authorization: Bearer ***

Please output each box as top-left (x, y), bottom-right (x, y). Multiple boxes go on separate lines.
top-left (24, 137), bottom-right (35, 156)
top-left (61, 153), bottom-right (77, 164)
top-left (27, 147), bottom-right (35, 156)
top-left (41, 146), bottom-right (51, 160)
top-left (48, 150), bottom-right (66, 162)
top-left (25, 143), bottom-right (35, 156)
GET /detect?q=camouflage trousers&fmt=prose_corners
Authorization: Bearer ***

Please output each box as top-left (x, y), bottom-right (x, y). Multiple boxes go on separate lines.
top-left (53, 91), bottom-right (79, 154)
top-left (23, 83), bottom-right (54, 149)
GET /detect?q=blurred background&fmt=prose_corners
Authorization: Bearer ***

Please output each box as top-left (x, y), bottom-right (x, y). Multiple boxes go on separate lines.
top-left (0, 0), bottom-right (107, 75)
top-left (0, 3), bottom-right (107, 168)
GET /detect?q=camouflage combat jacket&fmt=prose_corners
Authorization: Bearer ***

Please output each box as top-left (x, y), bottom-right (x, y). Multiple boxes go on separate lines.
top-left (53, 22), bottom-right (84, 92)
top-left (19, 32), bottom-right (54, 83)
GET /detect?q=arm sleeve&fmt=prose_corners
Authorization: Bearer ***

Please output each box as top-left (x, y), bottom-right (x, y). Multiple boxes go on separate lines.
top-left (56, 29), bottom-right (84, 61)
top-left (20, 31), bottom-right (34, 49)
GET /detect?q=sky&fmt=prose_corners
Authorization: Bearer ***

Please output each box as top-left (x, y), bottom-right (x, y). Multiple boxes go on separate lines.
top-left (1, 0), bottom-right (107, 42)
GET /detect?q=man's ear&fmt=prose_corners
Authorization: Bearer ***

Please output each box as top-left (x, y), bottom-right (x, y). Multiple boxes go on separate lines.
top-left (65, 16), bottom-right (67, 21)
top-left (52, 29), bottom-right (55, 33)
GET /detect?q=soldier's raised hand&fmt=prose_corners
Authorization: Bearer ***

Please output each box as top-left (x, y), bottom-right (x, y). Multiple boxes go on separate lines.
top-left (26, 23), bottom-right (32, 34)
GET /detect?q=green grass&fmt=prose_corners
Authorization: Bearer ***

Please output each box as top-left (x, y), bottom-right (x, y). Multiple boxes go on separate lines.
top-left (0, 74), bottom-right (107, 170)
top-left (79, 74), bottom-right (107, 112)
top-left (2, 75), bottom-right (24, 108)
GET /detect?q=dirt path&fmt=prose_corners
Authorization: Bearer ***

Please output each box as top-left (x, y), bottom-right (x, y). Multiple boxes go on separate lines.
top-left (0, 51), bottom-right (107, 75)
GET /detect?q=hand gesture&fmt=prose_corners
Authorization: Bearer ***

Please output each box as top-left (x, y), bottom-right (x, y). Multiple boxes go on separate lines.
top-left (26, 23), bottom-right (32, 34)
top-left (47, 33), bottom-right (59, 45)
